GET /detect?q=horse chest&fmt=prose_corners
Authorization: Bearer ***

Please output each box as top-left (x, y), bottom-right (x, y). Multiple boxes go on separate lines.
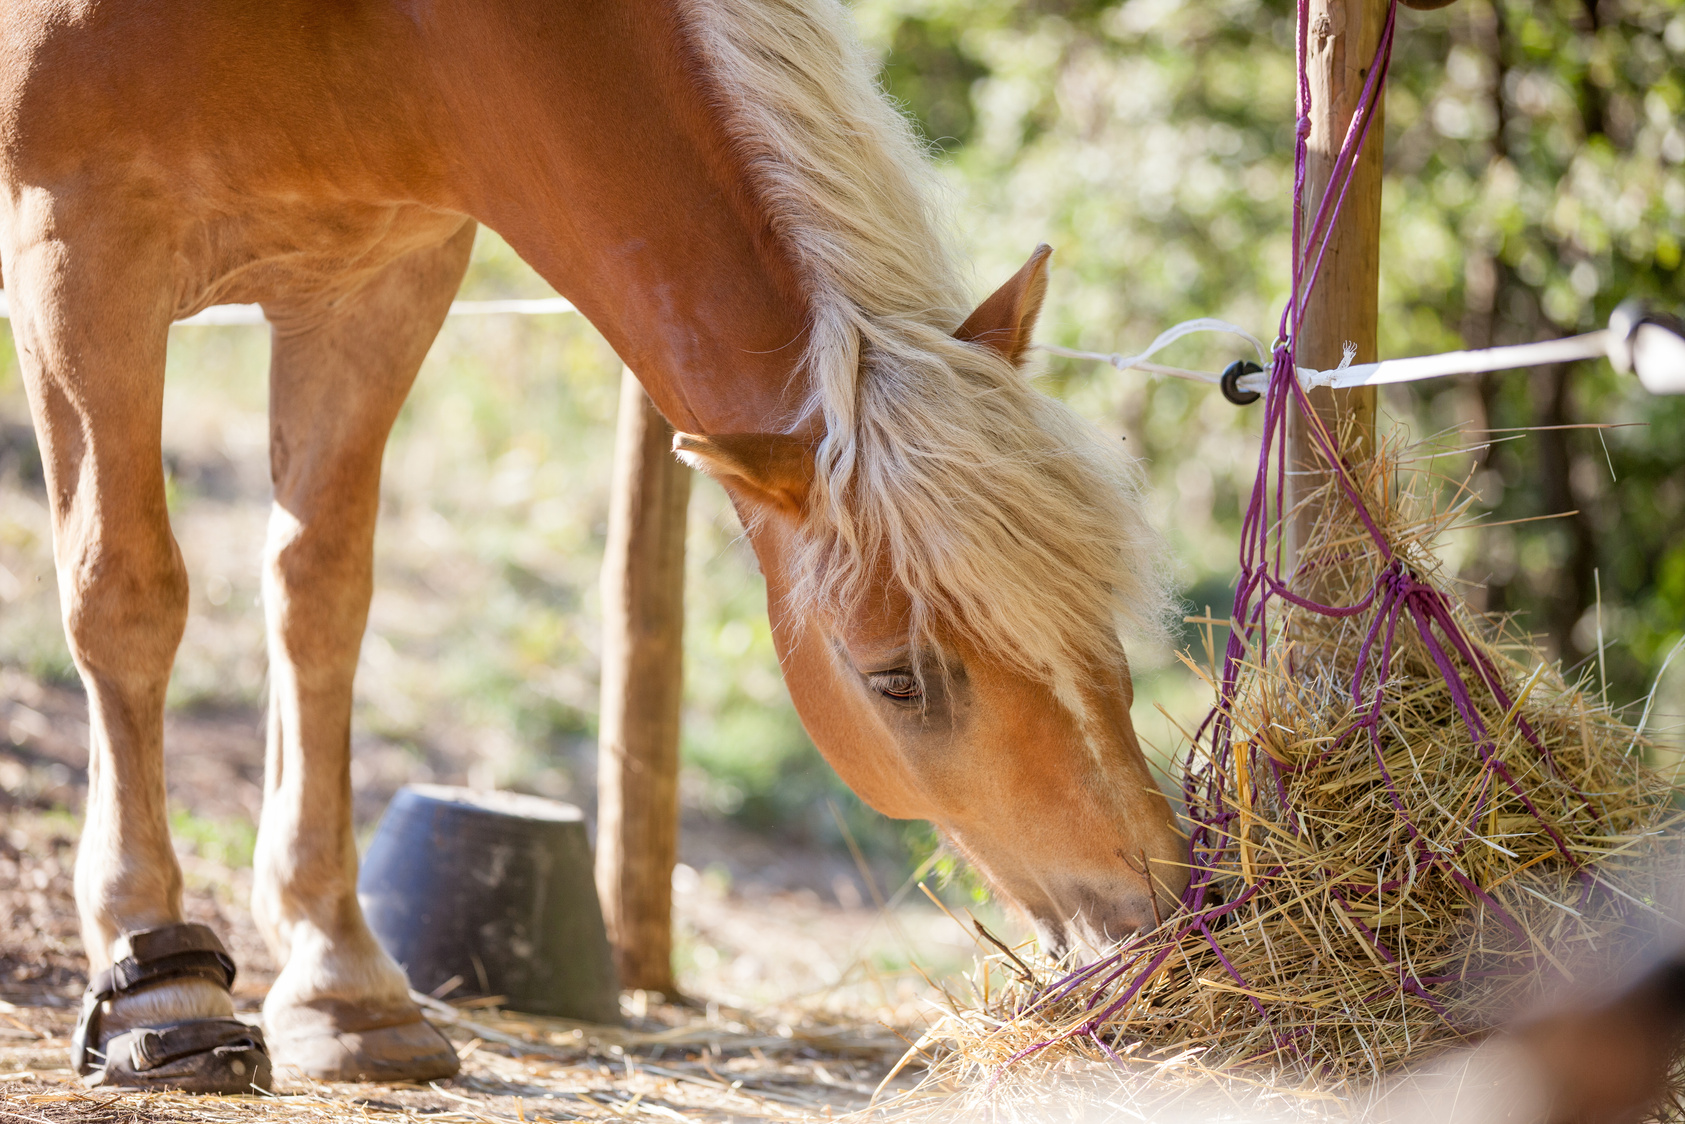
top-left (167, 202), bottom-right (468, 325)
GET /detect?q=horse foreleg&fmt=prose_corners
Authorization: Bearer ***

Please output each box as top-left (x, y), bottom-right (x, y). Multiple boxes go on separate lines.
top-left (3, 209), bottom-right (259, 1085)
top-left (252, 218), bottom-right (474, 1084)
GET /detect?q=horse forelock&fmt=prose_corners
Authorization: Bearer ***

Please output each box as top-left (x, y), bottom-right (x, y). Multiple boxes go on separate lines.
top-left (679, 0), bottom-right (1177, 691)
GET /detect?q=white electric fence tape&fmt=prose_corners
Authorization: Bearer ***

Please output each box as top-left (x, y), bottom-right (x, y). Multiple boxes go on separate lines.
top-left (1041, 318), bottom-right (1269, 385)
top-left (1041, 304), bottom-right (1685, 398)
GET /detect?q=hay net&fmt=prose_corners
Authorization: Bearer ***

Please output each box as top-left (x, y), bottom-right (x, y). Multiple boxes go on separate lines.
top-left (919, 0), bottom-right (1685, 1089)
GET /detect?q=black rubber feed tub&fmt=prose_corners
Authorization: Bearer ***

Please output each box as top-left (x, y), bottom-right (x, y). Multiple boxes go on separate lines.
top-left (358, 784), bottom-right (621, 1024)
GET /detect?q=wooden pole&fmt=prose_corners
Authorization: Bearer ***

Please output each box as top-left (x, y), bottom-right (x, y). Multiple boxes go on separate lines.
top-left (596, 366), bottom-right (690, 995)
top-left (1286, 0), bottom-right (1387, 577)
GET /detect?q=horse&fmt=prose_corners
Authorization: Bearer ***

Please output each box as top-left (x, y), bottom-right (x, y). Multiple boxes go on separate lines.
top-left (0, 0), bottom-right (1185, 1092)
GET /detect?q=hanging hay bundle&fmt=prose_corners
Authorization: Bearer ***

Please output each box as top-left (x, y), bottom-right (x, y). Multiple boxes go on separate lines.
top-left (913, 431), bottom-right (1685, 1099)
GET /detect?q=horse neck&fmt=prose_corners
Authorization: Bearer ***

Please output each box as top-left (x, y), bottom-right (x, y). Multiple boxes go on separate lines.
top-left (430, 0), bottom-right (815, 436)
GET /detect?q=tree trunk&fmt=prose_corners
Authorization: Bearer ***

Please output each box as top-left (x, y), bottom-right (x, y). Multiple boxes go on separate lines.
top-left (595, 367), bottom-right (690, 995)
top-left (1532, 363), bottom-right (1597, 666)
top-left (1286, 0), bottom-right (1386, 582)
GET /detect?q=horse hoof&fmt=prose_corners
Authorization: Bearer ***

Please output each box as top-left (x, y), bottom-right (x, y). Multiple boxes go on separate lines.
top-left (266, 1002), bottom-right (460, 1084)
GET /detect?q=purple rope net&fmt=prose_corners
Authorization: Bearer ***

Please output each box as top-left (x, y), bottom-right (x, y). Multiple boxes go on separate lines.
top-left (999, 0), bottom-right (1625, 1075)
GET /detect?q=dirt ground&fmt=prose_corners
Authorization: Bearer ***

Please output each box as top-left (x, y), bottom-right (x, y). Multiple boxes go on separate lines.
top-left (0, 674), bottom-right (997, 1123)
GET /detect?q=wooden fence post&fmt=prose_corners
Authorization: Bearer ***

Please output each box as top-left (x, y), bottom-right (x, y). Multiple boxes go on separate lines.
top-left (596, 366), bottom-right (690, 995)
top-left (1286, 0), bottom-right (1387, 575)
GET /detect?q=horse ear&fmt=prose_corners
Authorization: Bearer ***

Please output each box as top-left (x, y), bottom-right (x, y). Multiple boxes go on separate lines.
top-left (954, 244), bottom-right (1053, 365)
top-left (672, 431), bottom-right (816, 516)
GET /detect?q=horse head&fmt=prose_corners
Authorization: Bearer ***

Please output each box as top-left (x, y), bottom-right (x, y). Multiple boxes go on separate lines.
top-left (677, 247), bottom-right (1190, 954)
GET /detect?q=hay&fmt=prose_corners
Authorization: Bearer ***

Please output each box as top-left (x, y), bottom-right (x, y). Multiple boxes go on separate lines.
top-left (910, 429), bottom-right (1685, 1103)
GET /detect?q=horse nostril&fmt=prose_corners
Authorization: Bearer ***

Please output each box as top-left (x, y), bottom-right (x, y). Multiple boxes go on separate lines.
top-left (1105, 900), bottom-right (1158, 940)
top-left (1030, 884), bottom-right (1168, 957)
top-left (1069, 885), bottom-right (1160, 946)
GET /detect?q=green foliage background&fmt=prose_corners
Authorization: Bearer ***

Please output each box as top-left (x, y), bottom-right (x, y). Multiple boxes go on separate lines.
top-left (862, 0), bottom-right (1684, 706)
top-left (0, 0), bottom-right (1681, 879)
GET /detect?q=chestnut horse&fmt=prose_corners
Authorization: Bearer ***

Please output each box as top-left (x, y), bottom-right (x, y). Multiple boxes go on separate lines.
top-left (0, 0), bottom-right (1184, 1091)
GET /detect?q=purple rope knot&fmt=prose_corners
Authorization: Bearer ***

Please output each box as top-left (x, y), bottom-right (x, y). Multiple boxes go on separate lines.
top-left (1296, 115), bottom-right (1312, 138)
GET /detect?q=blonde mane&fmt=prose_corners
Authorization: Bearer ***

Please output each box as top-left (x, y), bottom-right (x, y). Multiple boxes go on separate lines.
top-left (681, 0), bottom-right (1175, 694)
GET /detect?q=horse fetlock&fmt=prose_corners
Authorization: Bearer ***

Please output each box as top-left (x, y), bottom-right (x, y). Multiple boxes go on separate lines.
top-left (92, 977), bottom-right (235, 1046)
top-left (73, 853), bottom-right (183, 970)
top-left (247, 847), bottom-right (299, 963)
top-left (250, 845), bottom-right (363, 963)
top-left (262, 924), bottom-right (412, 1016)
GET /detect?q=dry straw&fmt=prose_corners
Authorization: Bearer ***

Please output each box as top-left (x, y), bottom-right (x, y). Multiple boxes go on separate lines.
top-left (908, 428), bottom-right (1685, 1105)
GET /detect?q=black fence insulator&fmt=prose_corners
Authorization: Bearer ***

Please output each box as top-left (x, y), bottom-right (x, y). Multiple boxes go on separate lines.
top-left (1221, 359), bottom-right (1264, 406)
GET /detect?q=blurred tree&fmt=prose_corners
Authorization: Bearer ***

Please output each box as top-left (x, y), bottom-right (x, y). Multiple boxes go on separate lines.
top-left (880, 17), bottom-right (990, 148)
top-left (1384, 0), bottom-right (1685, 702)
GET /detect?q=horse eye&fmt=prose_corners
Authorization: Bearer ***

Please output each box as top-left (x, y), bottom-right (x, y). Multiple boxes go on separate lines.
top-left (869, 671), bottom-right (923, 704)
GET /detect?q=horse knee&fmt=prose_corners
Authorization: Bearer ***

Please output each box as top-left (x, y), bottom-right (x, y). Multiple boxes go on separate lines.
top-left (60, 530), bottom-right (189, 683)
top-left (73, 824), bottom-right (185, 955)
